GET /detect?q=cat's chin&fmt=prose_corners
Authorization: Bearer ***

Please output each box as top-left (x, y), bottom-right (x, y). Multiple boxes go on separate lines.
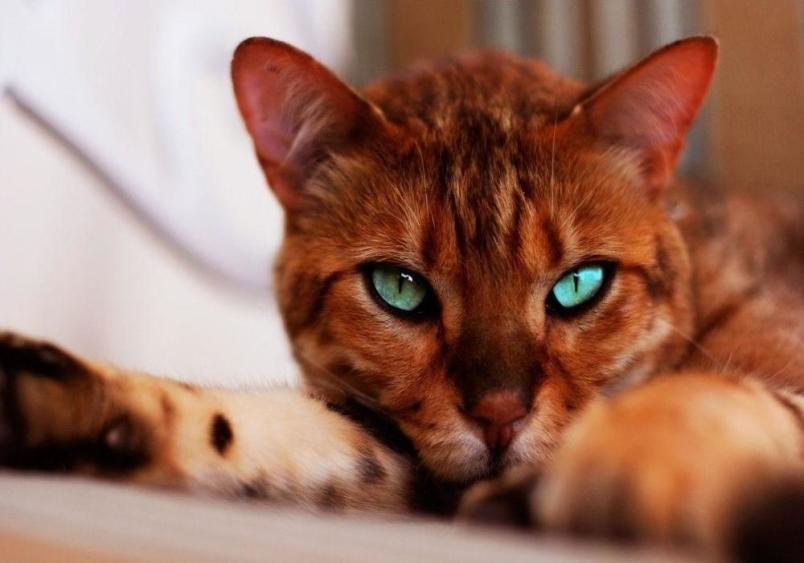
top-left (419, 443), bottom-right (531, 484)
top-left (428, 451), bottom-right (523, 484)
top-left (412, 424), bottom-right (548, 483)
top-left (416, 439), bottom-right (492, 483)
top-left (436, 463), bottom-right (496, 484)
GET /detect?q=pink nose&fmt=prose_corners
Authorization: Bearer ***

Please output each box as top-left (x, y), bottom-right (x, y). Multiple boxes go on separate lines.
top-left (469, 392), bottom-right (528, 451)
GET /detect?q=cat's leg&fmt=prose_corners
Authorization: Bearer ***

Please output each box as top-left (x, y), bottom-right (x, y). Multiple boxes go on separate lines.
top-left (464, 373), bottom-right (804, 559)
top-left (536, 373), bottom-right (804, 547)
top-left (0, 331), bottom-right (411, 512)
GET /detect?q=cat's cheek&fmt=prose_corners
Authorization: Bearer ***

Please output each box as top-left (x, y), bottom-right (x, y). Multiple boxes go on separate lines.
top-left (506, 398), bottom-right (572, 468)
top-left (601, 323), bottom-right (672, 395)
top-left (543, 286), bottom-right (668, 392)
top-left (400, 419), bottom-right (489, 481)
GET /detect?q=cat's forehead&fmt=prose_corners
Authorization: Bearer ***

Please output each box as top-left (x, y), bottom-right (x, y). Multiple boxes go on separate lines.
top-left (305, 52), bottom-right (646, 281)
top-left (354, 52), bottom-right (601, 272)
top-left (362, 51), bottom-right (585, 134)
top-left (402, 146), bottom-right (636, 279)
top-left (312, 128), bottom-right (640, 288)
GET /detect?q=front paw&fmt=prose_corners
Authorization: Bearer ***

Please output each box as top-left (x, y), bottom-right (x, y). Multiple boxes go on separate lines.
top-left (457, 465), bottom-right (541, 528)
top-left (0, 331), bottom-right (148, 472)
top-left (537, 374), bottom-right (803, 550)
top-left (0, 332), bottom-right (84, 462)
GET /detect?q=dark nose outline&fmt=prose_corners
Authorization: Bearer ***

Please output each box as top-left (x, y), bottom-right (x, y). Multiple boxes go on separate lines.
top-left (468, 391), bottom-right (529, 451)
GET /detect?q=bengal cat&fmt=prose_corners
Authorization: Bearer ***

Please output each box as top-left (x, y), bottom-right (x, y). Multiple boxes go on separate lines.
top-left (1, 36), bottom-right (802, 561)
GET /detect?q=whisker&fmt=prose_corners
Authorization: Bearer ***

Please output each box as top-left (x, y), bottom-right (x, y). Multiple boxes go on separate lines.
top-left (721, 351), bottom-right (735, 373)
top-left (766, 354), bottom-right (796, 381)
top-left (549, 110), bottom-right (558, 191)
top-left (656, 317), bottom-right (717, 365)
top-left (304, 365), bottom-right (379, 407)
top-left (294, 351), bottom-right (387, 414)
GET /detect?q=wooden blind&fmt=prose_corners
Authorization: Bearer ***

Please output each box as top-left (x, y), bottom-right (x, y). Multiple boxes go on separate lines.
top-left (354, 0), bottom-right (803, 195)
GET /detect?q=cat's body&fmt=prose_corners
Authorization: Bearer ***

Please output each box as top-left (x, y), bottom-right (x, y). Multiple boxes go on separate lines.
top-left (675, 185), bottom-right (804, 384)
top-left (1, 37), bottom-right (802, 561)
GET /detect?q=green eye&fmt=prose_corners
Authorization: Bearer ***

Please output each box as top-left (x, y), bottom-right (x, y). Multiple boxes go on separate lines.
top-left (550, 264), bottom-right (607, 311)
top-left (370, 265), bottom-right (429, 313)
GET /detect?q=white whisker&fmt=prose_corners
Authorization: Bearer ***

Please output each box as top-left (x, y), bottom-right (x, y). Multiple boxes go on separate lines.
top-left (294, 350), bottom-right (387, 414)
top-left (767, 354), bottom-right (796, 380)
top-left (656, 317), bottom-right (717, 365)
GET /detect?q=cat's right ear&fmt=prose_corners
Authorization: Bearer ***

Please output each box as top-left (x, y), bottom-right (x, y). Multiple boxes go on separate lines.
top-left (232, 38), bottom-right (383, 211)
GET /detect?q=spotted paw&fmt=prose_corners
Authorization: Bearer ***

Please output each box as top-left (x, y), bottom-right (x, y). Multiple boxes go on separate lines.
top-left (0, 332), bottom-right (83, 462)
top-left (0, 331), bottom-right (149, 473)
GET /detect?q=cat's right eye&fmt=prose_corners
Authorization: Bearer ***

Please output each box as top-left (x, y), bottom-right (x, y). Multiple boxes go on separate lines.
top-left (366, 264), bottom-right (435, 317)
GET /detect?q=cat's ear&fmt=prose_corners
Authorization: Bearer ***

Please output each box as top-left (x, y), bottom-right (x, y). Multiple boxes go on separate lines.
top-left (232, 37), bottom-right (383, 211)
top-left (571, 36), bottom-right (718, 197)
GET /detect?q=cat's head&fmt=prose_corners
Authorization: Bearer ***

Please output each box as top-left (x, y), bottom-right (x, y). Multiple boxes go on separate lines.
top-left (232, 37), bottom-right (718, 482)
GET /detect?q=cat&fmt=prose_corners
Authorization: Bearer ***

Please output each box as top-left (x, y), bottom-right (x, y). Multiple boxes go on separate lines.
top-left (1, 35), bottom-right (803, 562)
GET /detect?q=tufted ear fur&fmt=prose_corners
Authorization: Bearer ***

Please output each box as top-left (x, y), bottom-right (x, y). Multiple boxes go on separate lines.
top-left (231, 37), bottom-right (384, 211)
top-left (570, 36), bottom-right (719, 198)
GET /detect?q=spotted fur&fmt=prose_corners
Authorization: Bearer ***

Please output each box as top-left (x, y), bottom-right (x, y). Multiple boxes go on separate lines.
top-left (1, 35), bottom-right (803, 561)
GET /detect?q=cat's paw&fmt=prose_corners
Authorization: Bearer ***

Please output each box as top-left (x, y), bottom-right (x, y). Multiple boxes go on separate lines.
top-left (0, 331), bottom-right (83, 463)
top-left (0, 331), bottom-right (148, 472)
top-left (457, 465), bottom-right (541, 528)
top-left (536, 374), bottom-right (803, 550)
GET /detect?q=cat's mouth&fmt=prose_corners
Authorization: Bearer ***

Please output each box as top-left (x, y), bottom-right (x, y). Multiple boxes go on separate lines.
top-left (457, 403), bottom-right (534, 453)
top-left (481, 431), bottom-right (534, 478)
top-left (484, 450), bottom-right (511, 478)
top-left (409, 418), bottom-right (535, 483)
top-left (454, 441), bottom-right (526, 483)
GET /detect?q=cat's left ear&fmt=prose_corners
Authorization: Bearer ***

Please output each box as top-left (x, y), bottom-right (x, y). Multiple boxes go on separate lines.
top-left (570, 36), bottom-right (718, 197)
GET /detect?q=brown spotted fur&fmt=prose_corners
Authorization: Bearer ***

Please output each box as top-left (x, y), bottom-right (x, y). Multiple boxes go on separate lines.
top-left (1, 35), bottom-right (802, 560)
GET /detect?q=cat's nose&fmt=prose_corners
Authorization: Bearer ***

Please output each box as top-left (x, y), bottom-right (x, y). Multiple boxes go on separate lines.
top-left (469, 391), bottom-right (528, 451)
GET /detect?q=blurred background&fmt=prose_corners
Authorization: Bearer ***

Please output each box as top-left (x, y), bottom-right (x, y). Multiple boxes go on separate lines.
top-left (1, 0), bottom-right (802, 386)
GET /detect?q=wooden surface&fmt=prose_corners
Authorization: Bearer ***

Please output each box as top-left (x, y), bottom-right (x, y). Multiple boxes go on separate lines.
top-left (0, 472), bottom-right (696, 563)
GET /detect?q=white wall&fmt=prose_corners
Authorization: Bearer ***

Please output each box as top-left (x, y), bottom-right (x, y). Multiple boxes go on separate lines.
top-left (0, 97), bottom-right (297, 387)
top-left (0, 1), bottom-right (353, 387)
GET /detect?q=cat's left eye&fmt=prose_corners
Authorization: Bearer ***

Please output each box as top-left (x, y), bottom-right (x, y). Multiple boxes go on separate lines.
top-left (367, 264), bottom-right (434, 316)
top-left (547, 263), bottom-right (610, 314)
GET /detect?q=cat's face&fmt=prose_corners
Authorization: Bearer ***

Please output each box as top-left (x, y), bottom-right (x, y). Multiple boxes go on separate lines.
top-left (232, 37), bottom-right (717, 481)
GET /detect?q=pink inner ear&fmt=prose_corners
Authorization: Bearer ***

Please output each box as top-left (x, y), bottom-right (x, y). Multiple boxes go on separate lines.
top-left (583, 37), bottom-right (718, 154)
top-left (231, 38), bottom-right (368, 209)
top-left (239, 81), bottom-right (293, 166)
